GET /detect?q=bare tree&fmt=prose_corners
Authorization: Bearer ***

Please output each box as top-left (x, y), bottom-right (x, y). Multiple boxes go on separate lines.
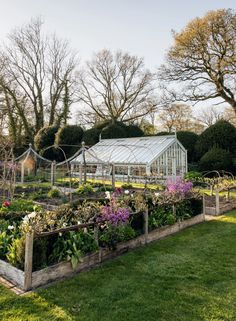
top-left (156, 103), bottom-right (194, 132)
top-left (0, 134), bottom-right (16, 199)
top-left (77, 49), bottom-right (157, 124)
top-left (195, 106), bottom-right (225, 127)
top-left (158, 9), bottom-right (236, 113)
top-left (0, 17), bottom-right (78, 143)
top-left (223, 106), bottom-right (236, 126)
top-left (195, 105), bottom-right (236, 128)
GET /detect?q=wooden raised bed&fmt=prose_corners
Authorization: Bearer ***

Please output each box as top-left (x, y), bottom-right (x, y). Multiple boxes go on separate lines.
top-left (0, 213), bottom-right (205, 291)
top-left (204, 193), bottom-right (236, 216)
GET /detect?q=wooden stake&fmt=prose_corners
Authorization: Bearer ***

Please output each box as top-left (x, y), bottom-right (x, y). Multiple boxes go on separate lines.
top-left (111, 163), bottom-right (115, 189)
top-left (24, 232), bottom-right (34, 291)
top-left (215, 190), bottom-right (220, 215)
top-left (143, 209), bottom-right (149, 243)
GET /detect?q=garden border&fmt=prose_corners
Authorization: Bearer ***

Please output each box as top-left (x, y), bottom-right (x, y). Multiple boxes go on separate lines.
top-left (0, 213), bottom-right (205, 292)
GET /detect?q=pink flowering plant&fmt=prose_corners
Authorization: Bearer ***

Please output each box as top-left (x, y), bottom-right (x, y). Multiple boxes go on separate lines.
top-left (166, 177), bottom-right (193, 195)
top-left (99, 192), bottom-right (131, 226)
top-left (98, 192), bottom-right (135, 250)
top-left (100, 205), bottom-right (130, 226)
top-left (154, 177), bottom-right (195, 207)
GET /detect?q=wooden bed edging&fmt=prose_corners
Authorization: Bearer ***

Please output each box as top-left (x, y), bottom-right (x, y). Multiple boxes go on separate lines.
top-left (0, 259), bottom-right (24, 289)
top-left (0, 213), bottom-right (205, 291)
top-left (205, 204), bottom-right (236, 216)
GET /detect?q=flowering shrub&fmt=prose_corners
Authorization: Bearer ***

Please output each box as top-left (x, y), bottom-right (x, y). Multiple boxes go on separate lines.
top-left (2, 201), bottom-right (11, 207)
top-left (166, 177), bottom-right (193, 194)
top-left (100, 205), bottom-right (130, 226)
top-left (0, 199), bottom-right (36, 214)
top-left (0, 219), bottom-right (21, 259)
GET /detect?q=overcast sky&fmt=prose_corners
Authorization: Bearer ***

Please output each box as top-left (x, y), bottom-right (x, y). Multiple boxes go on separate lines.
top-left (0, 0), bottom-right (235, 70)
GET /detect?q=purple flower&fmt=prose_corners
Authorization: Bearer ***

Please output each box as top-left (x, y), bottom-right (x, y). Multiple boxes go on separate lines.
top-left (114, 187), bottom-right (122, 196)
top-left (100, 205), bottom-right (130, 226)
top-left (166, 177), bottom-right (193, 194)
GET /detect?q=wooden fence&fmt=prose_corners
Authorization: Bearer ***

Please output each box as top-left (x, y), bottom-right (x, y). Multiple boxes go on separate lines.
top-left (0, 206), bottom-right (205, 292)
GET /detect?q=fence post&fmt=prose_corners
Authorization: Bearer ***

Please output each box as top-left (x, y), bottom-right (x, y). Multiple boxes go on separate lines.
top-left (94, 224), bottom-right (99, 246)
top-left (79, 163), bottom-right (83, 186)
top-left (202, 195), bottom-right (206, 216)
top-left (50, 161), bottom-right (56, 187)
top-left (143, 209), bottom-right (149, 244)
top-left (215, 190), bottom-right (220, 215)
top-left (24, 232), bottom-right (34, 291)
top-left (172, 204), bottom-right (176, 218)
top-left (111, 163), bottom-right (115, 189)
top-left (21, 162), bottom-right (25, 184)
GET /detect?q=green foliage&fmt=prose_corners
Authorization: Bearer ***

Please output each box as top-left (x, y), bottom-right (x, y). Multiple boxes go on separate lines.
top-left (55, 125), bottom-right (84, 159)
top-left (176, 201), bottom-right (192, 221)
top-left (101, 123), bottom-right (127, 139)
top-left (156, 131), bottom-right (172, 136)
top-left (47, 188), bottom-right (61, 198)
top-left (0, 231), bottom-right (12, 259)
top-left (99, 224), bottom-right (136, 250)
top-left (195, 120), bottom-right (236, 158)
top-left (121, 183), bottom-right (133, 189)
top-left (94, 121), bottom-right (110, 130)
top-left (76, 201), bottom-right (102, 222)
top-left (0, 211), bottom-right (26, 224)
top-left (82, 128), bottom-right (101, 146)
top-left (5, 236), bottom-right (49, 271)
top-left (32, 238), bottom-right (48, 271)
top-left (188, 198), bottom-right (203, 216)
top-left (23, 174), bottom-right (48, 183)
top-left (185, 171), bottom-right (203, 186)
top-left (1, 211), bottom-right (236, 320)
top-left (185, 171), bottom-right (202, 181)
top-left (6, 237), bottom-right (25, 270)
top-left (31, 192), bottom-right (48, 201)
top-left (50, 231), bottom-right (98, 269)
top-left (34, 125), bottom-right (59, 160)
top-left (125, 125), bottom-right (144, 137)
top-left (177, 131), bottom-right (198, 162)
top-left (77, 183), bottom-right (94, 195)
top-left (101, 121), bottom-right (144, 139)
top-left (149, 206), bottom-right (175, 229)
top-left (0, 199), bottom-right (38, 223)
top-left (83, 121), bottom-right (144, 146)
top-left (199, 147), bottom-right (233, 172)
top-left (98, 185), bottom-right (114, 192)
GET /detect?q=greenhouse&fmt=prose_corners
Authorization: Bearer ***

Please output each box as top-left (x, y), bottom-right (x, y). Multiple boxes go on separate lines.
top-left (71, 135), bottom-right (188, 182)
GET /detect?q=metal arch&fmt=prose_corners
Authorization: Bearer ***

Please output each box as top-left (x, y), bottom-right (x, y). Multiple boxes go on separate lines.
top-left (15, 144), bottom-right (53, 164)
top-left (57, 147), bottom-right (84, 166)
top-left (85, 148), bottom-right (110, 165)
top-left (202, 170), bottom-right (221, 178)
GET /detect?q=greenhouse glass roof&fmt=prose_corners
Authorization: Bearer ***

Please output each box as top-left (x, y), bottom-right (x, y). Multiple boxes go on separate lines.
top-left (72, 135), bottom-right (182, 166)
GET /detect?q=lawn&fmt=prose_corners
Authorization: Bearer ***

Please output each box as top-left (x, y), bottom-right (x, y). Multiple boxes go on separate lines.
top-left (1, 213), bottom-right (236, 321)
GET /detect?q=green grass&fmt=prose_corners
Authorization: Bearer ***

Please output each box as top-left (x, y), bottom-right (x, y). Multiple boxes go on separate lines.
top-left (56, 177), bottom-right (162, 190)
top-left (198, 188), bottom-right (236, 198)
top-left (1, 212), bottom-right (236, 320)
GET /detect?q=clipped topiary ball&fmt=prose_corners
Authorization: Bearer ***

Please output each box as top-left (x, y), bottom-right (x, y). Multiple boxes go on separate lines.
top-left (101, 124), bottom-right (127, 139)
top-left (83, 128), bottom-right (101, 146)
top-left (34, 125), bottom-right (59, 161)
top-left (199, 147), bottom-right (233, 172)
